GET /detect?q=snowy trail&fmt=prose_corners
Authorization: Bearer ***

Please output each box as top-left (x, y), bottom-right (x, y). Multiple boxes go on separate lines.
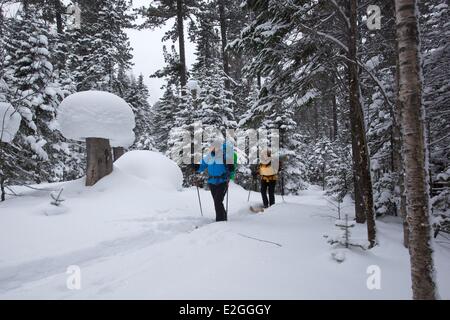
top-left (1, 157), bottom-right (449, 299)
top-left (0, 178), bottom-right (321, 298)
top-left (0, 216), bottom-right (207, 294)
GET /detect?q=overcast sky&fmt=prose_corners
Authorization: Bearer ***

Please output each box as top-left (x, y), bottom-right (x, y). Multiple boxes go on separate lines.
top-left (127, 0), bottom-right (197, 105)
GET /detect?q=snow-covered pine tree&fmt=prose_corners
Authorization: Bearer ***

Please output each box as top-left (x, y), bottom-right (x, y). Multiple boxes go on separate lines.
top-left (149, 45), bottom-right (182, 153)
top-left (357, 1), bottom-right (399, 217)
top-left (188, 5), bottom-right (236, 132)
top-left (234, 80), bottom-right (260, 188)
top-left (326, 143), bottom-right (354, 203)
top-left (307, 138), bottom-right (337, 191)
top-left (3, 5), bottom-right (66, 182)
top-left (128, 74), bottom-right (154, 151)
top-left (166, 87), bottom-right (196, 186)
top-left (151, 89), bottom-right (179, 153)
top-left (138, 0), bottom-right (202, 89)
top-left (191, 57), bottom-right (236, 132)
top-left (67, 0), bottom-right (133, 91)
top-left (420, 0), bottom-right (450, 232)
top-left (259, 82), bottom-right (307, 195)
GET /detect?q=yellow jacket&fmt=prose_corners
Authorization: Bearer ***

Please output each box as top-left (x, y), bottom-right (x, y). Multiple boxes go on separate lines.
top-left (259, 163), bottom-right (278, 182)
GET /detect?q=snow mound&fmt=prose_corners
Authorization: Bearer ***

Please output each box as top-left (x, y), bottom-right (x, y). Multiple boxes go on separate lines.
top-left (114, 150), bottom-right (183, 191)
top-left (57, 91), bottom-right (135, 147)
top-left (0, 102), bottom-right (22, 144)
top-left (43, 204), bottom-right (69, 216)
top-left (331, 249), bottom-right (346, 263)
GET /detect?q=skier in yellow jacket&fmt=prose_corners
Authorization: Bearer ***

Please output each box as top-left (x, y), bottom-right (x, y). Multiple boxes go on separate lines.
top-left (256, 149), bottom-right (279, 208)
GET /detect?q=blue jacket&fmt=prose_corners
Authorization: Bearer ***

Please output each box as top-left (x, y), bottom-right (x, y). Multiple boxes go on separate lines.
top-left (198, 143), bottom-right (233, 185)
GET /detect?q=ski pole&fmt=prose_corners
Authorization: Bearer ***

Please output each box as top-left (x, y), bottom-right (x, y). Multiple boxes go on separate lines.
top-left (226, 182), bottom-right (229, 215)
top-left (196, 185), bottom-right (203, 217)
top-left (248, 174), bottom-right (257, 202)
top-left (247, 176), bottom-right (253, 202)
top-left (248, 169), bottom-right (255, 202)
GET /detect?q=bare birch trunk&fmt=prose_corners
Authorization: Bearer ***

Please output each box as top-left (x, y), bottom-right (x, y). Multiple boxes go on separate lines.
top-left (393, 101), bottom-right (409, 248)
top-left (395, 0), bottom-right (438, 300)
top-left (393, 24), bottom-right (409, 249)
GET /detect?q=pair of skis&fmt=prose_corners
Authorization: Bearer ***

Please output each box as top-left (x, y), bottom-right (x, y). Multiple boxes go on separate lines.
top-left (249, 203), bottom-right (265, 213)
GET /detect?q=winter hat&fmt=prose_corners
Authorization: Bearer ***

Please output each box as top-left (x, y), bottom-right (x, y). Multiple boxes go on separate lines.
top-left (260, 149), bottom-right (272, 165)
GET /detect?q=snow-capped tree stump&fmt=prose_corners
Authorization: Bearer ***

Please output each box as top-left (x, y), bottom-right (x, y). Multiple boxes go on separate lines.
top-left (86, 138), bottom-right (113, 186)
top-left (57, 91), bottom-right (136, 187)
top-left (113, 147), bottom-right (125, 162)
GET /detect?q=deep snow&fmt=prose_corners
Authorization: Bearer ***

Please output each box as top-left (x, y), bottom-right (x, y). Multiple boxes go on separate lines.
top-left (0, 151), bottom-right (449, 299)
top-left (57, 91), bottom-right (136, 148)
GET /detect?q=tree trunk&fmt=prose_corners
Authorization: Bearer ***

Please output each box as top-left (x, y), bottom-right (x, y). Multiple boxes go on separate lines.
top-left (53, 0), bottom-right (64, 34)
top-left (332, 94), bottom-right (338, 141)
top-left (85, 138), bottom-right (113, 186)
top-left (113, 147), bottom-right (125, 162)
top-left (0, 174), bottom-right (5, 202)
top-left (313, 104), bottom-right (319, 139)
top-left (393, 16), bottom-right (409, 248)
top-left (348, 0), bottom-right (376, 247)
top-left (218, 0), bottom-right (230, 91)
top-left (0, 6), bottom-right (3, 37)
top-left (393, 98), bottom-right (409, 248)
top-left (353, 175), bottom-right (365, 223)
top-left (395, 0), bottom-right (438, 300)
top-left (176, 0), bottom-right (187, 90)
top-left (22, 0), bottom-right (29, 13)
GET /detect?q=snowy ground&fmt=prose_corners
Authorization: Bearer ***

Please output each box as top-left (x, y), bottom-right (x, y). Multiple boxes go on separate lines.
top-left (0, 152), bottom-right (449, 299)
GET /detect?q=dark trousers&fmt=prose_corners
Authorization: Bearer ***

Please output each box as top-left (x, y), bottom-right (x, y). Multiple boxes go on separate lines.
top-left (261, 180), bottom-right (276, 208)
top-left (209, 182), bottom-right (228, 221)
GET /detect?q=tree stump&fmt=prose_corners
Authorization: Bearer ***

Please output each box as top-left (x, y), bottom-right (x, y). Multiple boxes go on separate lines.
top-left (86, 138), bottom-right (113, 186)
top-left (113, 147), bottom-right (125, 162)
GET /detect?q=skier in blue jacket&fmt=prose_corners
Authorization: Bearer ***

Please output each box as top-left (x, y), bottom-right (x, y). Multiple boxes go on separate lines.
top-left (196, 141), bottom-right (234, 221)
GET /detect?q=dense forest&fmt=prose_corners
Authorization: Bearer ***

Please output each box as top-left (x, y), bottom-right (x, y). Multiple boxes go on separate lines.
top-left (0, 0), bottom-right (449, 299)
